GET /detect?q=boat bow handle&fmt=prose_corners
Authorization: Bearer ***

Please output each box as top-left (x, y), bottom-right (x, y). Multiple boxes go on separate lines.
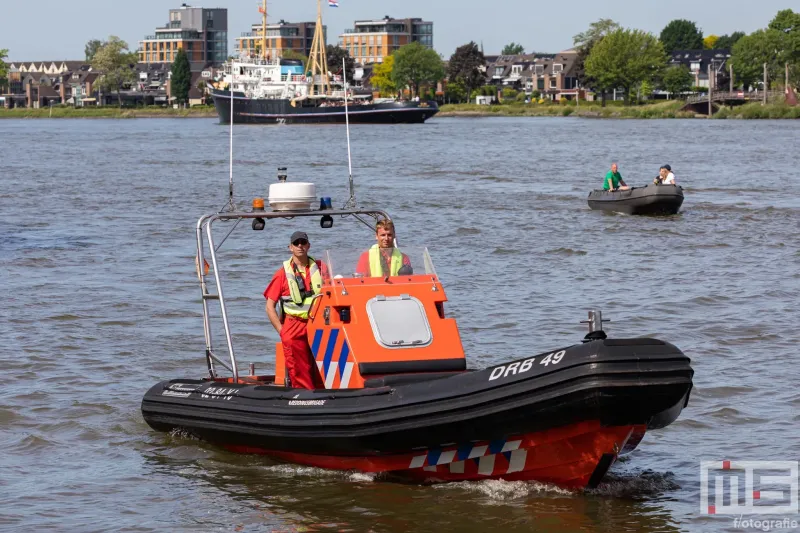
top-left (307, 293), bottom-right (325, 321)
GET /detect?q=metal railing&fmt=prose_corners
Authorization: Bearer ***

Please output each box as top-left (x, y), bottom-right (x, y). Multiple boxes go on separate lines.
top-left (196, 207), bottom-right (390, 383)
top-left (685, 90), bottom-right (783, 104)
top-left (279, 74), bottom-right (306, 82)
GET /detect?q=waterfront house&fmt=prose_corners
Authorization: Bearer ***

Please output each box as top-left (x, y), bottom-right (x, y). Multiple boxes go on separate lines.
top-left (485, 50), bottom-right (584, 101)
top-left (65, 70), bottom-right (99, 106)
top-left (487, 54), bottom-right (548, 88)
top-left (3, 61), bottom-right (98, 108)
top-left (668, 49), bottom-right (731, 90)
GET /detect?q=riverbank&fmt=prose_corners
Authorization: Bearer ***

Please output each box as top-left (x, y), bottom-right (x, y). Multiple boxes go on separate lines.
top-left (438, 100), bottom-right (800, 119)
top-left (0, 106), bottom-right (218, 119)
top-left (4, 101), bottom-right (797, 119)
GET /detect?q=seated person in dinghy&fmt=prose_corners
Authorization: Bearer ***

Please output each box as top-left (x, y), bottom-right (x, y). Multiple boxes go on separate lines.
top-left (603, 163), bottom-right (629, 192)
top-left (355, 219), bottom-right (413, 277)
top-left (653, 164), bottom-right (676, 185)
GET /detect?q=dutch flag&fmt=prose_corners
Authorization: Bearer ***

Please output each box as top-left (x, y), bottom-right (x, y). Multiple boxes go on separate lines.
top-left (328, 0), bottom-right (339, 6)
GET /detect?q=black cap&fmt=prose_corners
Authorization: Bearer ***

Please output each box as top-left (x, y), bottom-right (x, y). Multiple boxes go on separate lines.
top-left (290, 231), bottom-right (309, 244)
top-left (662, 164), bottom-right (671, 171)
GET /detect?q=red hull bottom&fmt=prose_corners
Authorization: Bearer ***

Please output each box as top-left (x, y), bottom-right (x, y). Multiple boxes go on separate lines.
top-left (224, 421), bottom-right (645, 489)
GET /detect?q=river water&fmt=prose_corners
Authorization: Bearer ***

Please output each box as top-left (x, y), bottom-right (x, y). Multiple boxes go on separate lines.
top-left (1, 116), bottom-right (798, 532)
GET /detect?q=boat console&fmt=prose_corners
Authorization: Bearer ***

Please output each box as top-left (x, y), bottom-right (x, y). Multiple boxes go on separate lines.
top-left (283, 247), bottom-right (466, 389)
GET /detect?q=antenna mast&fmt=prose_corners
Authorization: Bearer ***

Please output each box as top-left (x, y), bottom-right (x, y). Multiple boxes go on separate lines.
top-left (227, 66), bottom-right (235, 211)
top-left (259, 0), bottom-right (268, 60)
top-left (306, 0), bottom-right (330, 96)
top-left (343, 58), bottom-right (355, 208)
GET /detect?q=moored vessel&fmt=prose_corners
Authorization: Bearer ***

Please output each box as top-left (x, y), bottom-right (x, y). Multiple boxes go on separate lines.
top-left (211, 86), bottom-right (438, 125)
top-left (210, 0), bottom-right (438, 125)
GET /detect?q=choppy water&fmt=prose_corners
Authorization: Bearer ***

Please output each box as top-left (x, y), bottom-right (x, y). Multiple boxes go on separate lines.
top-left (1, 116), bottom-right (799, 532)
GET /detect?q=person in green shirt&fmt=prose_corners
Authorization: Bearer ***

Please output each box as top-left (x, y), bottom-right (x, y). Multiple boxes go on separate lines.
top-left (603, 163), bottom-right (629, 191)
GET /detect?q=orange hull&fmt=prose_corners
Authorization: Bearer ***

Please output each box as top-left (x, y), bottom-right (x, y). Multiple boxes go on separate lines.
top-left (224, 420), bottom-right (644, 489)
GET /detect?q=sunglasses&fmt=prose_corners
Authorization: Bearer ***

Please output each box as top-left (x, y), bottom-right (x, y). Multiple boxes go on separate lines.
top-left (292, 239), bottom-right (309, 246)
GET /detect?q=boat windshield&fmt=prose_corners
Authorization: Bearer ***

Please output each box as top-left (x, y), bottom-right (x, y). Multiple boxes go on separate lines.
top-left (322, 246), bottom-right (436, 279)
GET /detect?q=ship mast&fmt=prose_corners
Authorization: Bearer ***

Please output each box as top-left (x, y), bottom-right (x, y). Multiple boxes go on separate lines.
top-left (306, 0), bottom-right (330, 96)
top-left (259, 0), bottom-right (268, 60)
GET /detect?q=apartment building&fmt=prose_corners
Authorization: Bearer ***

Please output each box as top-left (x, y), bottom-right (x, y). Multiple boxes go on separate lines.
top-left (138, 5), bottom-right (228, 68)
top-left (339, 16), bottom-right (433, 64)
top-left (235, 20), bottom-right (322, 59)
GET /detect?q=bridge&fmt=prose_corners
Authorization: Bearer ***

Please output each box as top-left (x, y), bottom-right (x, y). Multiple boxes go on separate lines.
top-left (681, 90), bottom-right (784, 115)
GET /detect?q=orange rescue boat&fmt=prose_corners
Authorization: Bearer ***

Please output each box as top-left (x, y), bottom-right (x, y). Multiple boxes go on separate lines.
top-left (142, 176), bottom-right (693, 489)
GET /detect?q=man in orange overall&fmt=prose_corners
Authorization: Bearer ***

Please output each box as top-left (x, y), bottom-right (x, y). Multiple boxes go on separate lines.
top-left (264, 231), bottom-right (327, 389)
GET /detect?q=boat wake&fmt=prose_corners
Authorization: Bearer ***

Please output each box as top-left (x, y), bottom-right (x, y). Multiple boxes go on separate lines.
top-left (432, 470), bottom-right (679, 501)
top-left (168, 427), bottom-right (199, 441)
top-left (435, 479), bottom-right (573, 500)
top-left (260, 464), bottom-right (378, 483)
top-left (587, 469), bottom-right (680, 498)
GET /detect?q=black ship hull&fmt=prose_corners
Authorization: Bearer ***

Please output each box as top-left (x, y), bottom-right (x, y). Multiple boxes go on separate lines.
top-left (211, 89), bottom-right (439, 125)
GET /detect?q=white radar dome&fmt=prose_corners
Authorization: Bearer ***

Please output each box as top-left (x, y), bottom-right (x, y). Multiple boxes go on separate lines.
top-left (268, 182), bottom-right (317, 211)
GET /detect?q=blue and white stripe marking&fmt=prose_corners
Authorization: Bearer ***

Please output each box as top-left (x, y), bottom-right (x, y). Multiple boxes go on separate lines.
top-left (409, 439), bottom-right (528, 475)
top-left (312, 329), bottom-right (354, 389)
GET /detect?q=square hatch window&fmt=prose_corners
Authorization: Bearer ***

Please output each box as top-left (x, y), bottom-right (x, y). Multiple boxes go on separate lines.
top-left (367, 295), bottom-right (432, 348)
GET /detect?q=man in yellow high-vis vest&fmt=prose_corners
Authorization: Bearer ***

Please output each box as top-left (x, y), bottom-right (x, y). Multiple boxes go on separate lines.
top-left (356, 219), bottom-right (413, 277)
top-left (264, 231), bottom-right (328, 389)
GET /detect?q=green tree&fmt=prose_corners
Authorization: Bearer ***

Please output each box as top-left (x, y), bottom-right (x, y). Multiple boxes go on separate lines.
top-left (444, 79), bottom-right (467, 103)
top-left (715, 32), bottom-right (745, 50)
top-left (585, 28), bottom-right (667, 105)
top-left (171, 48), bottom-right (191, 105)
top-left (731, 29), bottom-right (789, 88)
top-left (768, 9), bottom-right (800, 34)
top-left (660, 19), bottom-right (704, 53)
top-left (85, 39), bottom-right (103, 62)
top-left (703, 34), bottom-right (719, 49)
top-left (195, 77), bottom-right (209, 105)
top-left (392, 42), bottom-right (444, 98)
top-left (501, 42), bottom-right (525, 55)
top-left (91, 36), bottom-right (138, 107)
top-left (326, 45), bottom-right (355, 82)
top-left (371, 55), bottom-right (396, 96)
top-left (573, 19), bottom-right (620, 103)
top-left (638, 79), bottom-right (654, 101)
top-left (447, 41), bottom-right (485, 104)
top-left (573, 18), bottom-right (620, 49)
top-left (501, 87), bottom-right (518, 101)
top-left (768, 9), bottom-right (800, 70)
top-left (0, 49), bottom-right (8, 92)
top-left (661, 65), bottom-right (694, 97)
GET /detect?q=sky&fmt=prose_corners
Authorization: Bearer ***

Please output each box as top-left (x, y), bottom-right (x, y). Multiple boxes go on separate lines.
top-left (1, 0), bottom-right (794, 62)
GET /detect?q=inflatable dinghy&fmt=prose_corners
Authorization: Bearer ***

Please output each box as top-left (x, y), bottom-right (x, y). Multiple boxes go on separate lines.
top-left (588, 184), bottom-right (684, 215)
